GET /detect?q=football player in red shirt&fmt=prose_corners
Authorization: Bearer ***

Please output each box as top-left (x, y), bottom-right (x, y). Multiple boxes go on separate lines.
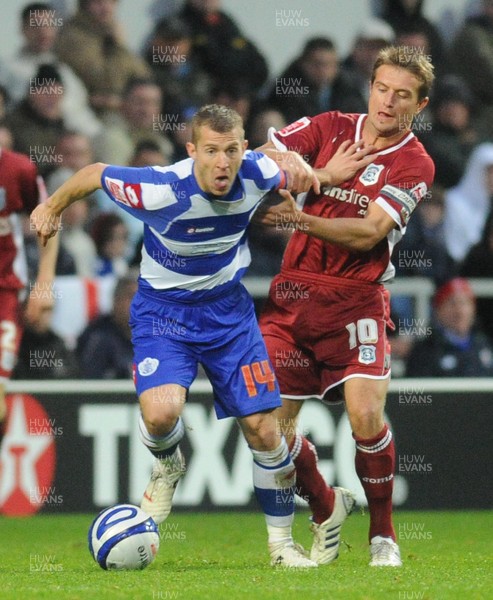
top-left (0, 147), bottom-right (58, 446)
top-left (257, 46), bottom-right (435, 567)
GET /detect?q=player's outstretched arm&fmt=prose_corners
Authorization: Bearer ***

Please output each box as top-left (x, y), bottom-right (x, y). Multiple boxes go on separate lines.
top-left (257, 142), bottom-right (320, 195)
top-left (30, 162), bottom-right (108, 246)
top-left (25, 235), bottom-right (60, 325)
top-left (258, 196), bottom-right (396, 252)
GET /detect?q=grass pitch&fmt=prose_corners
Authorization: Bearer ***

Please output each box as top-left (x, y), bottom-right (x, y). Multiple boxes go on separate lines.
top-left (0, 510), bottom-right (491, 600)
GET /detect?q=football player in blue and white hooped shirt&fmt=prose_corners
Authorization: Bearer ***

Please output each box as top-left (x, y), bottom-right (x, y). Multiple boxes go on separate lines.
top-left (31, 104), bottom-right (320, 568)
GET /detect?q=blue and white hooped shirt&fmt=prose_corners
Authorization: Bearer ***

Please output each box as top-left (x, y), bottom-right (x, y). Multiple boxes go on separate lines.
top-left (101, 151), bottom-right (286, 302)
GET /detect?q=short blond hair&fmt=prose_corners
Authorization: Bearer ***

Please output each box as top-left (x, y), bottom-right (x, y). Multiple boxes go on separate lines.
top-left (371, 46), bottom-right (435, 100)
top-left (191, 104), bottom-right (244, 145)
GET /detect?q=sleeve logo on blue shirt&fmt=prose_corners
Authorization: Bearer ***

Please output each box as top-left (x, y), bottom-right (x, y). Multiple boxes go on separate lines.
top-left (105, 177), bottom-right (143, 208)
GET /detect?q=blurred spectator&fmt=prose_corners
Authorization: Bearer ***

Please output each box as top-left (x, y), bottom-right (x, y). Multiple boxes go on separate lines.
top-left (54, 0), bottom-right (150, 118)
top-left (130, 139), bottom-right (168, 167)
top-left (59, 201), bottom-right (97, 277)
top-left (9, 2), bottom-right (102, 137)
top-left (0, 58), bottom-right (19, 108)
top-left (77, 276), bottom-right (137, 378)
top-left (266, 37), bottom-right (366, 123)
top-left (394, 185), bottom-right (455, 285)
top-left (8, 63), bottom-right (67, 177)
top-left (12, 309), bottom-right (79, 380)
top-left (46, 129), bottom-right (105, 200)
top-left (0, 84), bottom-right (9, 120)
top-left (167, 108), bottom-right (194, 162)
top-left (0, 86), bottom-right (12, 149)
top-left (394, 26), bottom-right (430, 55)
top-left (46, 129), bottom-right (100, 202)
top-left (394, 25), bottom-right (447, 78)
top-left (379, 0), bottom-right (446, 74)
top-left (449, 0), bottom-right (493, 109)
top-left (420, 75), bottom-right (480, 189)
top-left (93, 78), bottom-right (173, 166)
top-left (211, 80), bottom-right (253, 125)
top-left (342, 18), bottom-right (395, 103)
top-left (144, 16), bottom-right (211, 117)
top-left (45, 131), bottom-right (104, 276)
top-left (387, 305), bottom-right (414, 378)
top-left (246, 106), bottom-right (286, 149)
top-left (444, 143), bottom-right (493, 264)
top-left (0, 123), bottom-right (13, 150)
top-left (180, 0), bottom-right (268, 92)
top-left (461, 211), bottom-right (493, 341)
top-left (405, 278), bottom-right (493, 377)
top-left (91, 212), bottom-right (129, 277)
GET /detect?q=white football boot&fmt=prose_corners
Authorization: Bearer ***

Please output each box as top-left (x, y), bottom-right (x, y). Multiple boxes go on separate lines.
top-left (141, 447), bottom-right (186, 524)
top-left (310, 487), bottom-right (356, 565)
top-left (369, 536), bottom-right (403, 567)
top-left (269, 541), bottom-right (318, 568)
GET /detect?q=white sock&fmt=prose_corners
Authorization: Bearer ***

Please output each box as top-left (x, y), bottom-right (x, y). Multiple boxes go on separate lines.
top-left (139, 414), bottom-right (184, 457)
top-left (251, 437), bottom-right (295, 545)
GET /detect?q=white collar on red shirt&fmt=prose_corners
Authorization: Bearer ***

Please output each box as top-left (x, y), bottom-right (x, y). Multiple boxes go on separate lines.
top-left (356, 114), bottom-right (414, 155)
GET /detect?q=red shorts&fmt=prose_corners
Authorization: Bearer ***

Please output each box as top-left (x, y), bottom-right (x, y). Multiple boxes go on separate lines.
top-left (259, 268), bottom-right (392, 402)
top-left (0, 289), bottom-right (23, 381)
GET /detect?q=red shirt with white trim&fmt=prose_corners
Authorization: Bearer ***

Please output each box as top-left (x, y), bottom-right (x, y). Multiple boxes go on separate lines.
top-left (270, 111), bottom-right (435, 283)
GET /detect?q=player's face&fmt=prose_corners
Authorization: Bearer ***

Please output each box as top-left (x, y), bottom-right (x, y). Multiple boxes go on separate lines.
top-left (367, 65), bottom-right (428, 140)
top-left (187, 125), bottom-right (248, 197)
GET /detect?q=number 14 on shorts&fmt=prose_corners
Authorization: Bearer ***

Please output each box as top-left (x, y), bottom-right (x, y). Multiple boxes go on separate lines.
top-left (241, 361), bottom-right (276, 397)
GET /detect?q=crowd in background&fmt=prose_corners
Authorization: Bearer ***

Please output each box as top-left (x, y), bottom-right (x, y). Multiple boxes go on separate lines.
top-left (3, 0), bottom-right (493, 379)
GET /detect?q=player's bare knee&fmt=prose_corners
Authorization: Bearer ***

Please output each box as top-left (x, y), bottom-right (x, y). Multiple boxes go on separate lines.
top-left (140, 396), bottom-right (182, 436)
top-left (240, 412), bottom-right (280, 451)
top-left (140, 384), bottom-right (184, 430)
top-left (142, 410), bottom-right (178, 436)
top-left (254, 426), bottom-right (279, 451)
top-left (350, 406), bottom-right (384, 438)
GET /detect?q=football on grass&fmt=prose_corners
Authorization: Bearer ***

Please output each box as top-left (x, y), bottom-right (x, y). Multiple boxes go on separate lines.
top-left (88, 504), bottom-right (159, 570)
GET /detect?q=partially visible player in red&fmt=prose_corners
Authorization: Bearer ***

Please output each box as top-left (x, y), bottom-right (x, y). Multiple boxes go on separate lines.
top-left (0, 147), bottom-right (59, 446)
top-left (257, 46), bottom-right (435, 567)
